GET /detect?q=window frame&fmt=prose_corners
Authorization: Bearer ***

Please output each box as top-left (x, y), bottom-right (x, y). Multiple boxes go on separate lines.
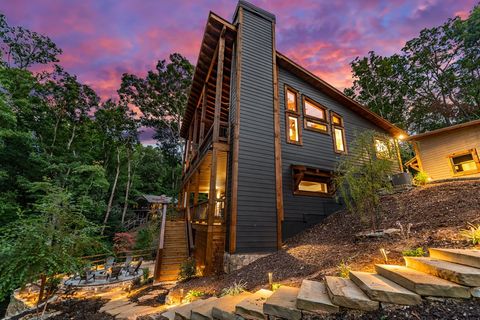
top-left (374, 137), bottom-right (394, 159)
top-left (291, 165), bottom-right (335, 197)
top-left (284, 85), bottom-right (302, 145)
top-left (331, 112), bottom-right (347, 154)
top-left (448, 149), bottom-right (480, 176)
top-left (302, 96), bottom-right (329, 134)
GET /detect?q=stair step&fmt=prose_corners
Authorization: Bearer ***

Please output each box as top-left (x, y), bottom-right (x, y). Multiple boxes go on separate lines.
top-left (235, 289), bottom-right (273, 320)
top-left (191, 296), bottom-right (225, 320)
top-left (429, 248), bottom-right (480, 269)
top-left (405, 256), bottom-right (480, 287)
top-left (263, 286), bottom-right (301, 320)
top-left (349, 271), bottom-right (421, 305)
top-left (296, 280), bottom-right (339, 313)
top-left (375, 264), bottom-right (470, 298)
top-left (174, 297), bottom-right (218, 320)
top-left (211, 292), bottom-right (252, 320)
top-left (325, 276), bottom-right (379, 311)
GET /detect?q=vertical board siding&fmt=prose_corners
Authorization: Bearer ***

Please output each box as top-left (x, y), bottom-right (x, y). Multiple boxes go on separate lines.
top-left (236, 9), bottom-right (277, 253)
top-left (278, 66), bottom-right (390, 239)
top-left (417, 126), bottom-right (480, 180)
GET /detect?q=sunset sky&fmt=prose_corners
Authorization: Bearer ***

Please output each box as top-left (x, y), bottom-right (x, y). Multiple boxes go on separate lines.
top-left (1, 0), bottom-right (476, 143)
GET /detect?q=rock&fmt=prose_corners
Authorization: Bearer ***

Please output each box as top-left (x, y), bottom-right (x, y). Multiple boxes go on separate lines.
top-left (375, 264), bottom-right (470, 298)
top-left (263, 286), bottom-right (301, 320)
top-left (404, 256), bottom-right (480, 286)
top-left (429, 248), bottom-right (480, 269)
top-left (211, 292), bottom-right (252, 320)
top-left (349, 271), bottom-right (421, 305)
top-left (296, 280), bottom-right (339, 313)
top-left (325, 276), bottom-right (379, 311)
top-left (173, 297), bottom-right (218, 320)
top-left (235, 289), bottom-right (272, 320)
top-left (471, 287), bottom-right (480, 298)
top-left (355, 228), bottom-right (401, 239)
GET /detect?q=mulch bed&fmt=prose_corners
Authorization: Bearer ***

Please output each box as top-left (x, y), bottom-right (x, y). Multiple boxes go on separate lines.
top-left (48, 298), bottom-right (114, 320)
top-left (173, 181), bottom-right (480, 295)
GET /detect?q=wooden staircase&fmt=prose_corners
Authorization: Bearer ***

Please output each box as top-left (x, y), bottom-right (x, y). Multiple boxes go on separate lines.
top-left (154, 248), bottom-right (480, 319)
top-left (156, 220), bottom-right (189, 282)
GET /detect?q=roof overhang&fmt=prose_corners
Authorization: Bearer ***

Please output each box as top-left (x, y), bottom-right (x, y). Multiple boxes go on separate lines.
top-left (180, 12), bottom-right (236, 138)
top-left (407, 119), bottom-right (480, 141)
top-left (276, 51), bottom-right (407, 138)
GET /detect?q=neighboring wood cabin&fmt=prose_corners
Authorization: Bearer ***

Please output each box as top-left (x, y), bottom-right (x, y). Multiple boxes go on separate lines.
top-left (407, 119), bottom-right (480, 181)
top-left (174, 0), bottom-right (406, 275)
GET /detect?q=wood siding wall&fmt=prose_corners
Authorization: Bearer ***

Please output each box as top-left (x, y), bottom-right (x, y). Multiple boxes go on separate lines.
top-left (416, 126), bottom-right (480, 180)
top-left (278, 66), bottom-right (391, 239)
top-left (233, 4), bottom-right (277, 253)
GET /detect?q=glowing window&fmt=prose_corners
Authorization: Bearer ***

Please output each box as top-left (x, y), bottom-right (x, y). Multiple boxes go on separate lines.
top-left (304, 99), bottom-right (326, 120)
top-left (332, 114), bottom-right (342, 126)
top-left (288, 116), bottom-right (299, 143)
top-left (286, 89), bottom-right (297, 112)
top-left (375, 139), bottom-right (391, 158)
top-left (334, 128), bottom-right (345, 152)
top-left (305, 120), bottom-right (328, 132)
top-left (450, 151), bottom-right (479, 175)
top-left (298, 181), bottom-right (328, 193)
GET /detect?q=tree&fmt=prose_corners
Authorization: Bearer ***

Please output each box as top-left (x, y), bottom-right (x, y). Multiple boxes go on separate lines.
top-left (335, 131), bottom-right (396, 230)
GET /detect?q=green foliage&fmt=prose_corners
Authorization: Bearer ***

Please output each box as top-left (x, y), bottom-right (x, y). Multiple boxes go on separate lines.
top-left (134, 223), bottom-right (158, 251)
top-left (184, 289), bottom-right (205, 302)
top-left (221, 280), bottom-right (247, 296)
top-left (335, 131), bottom-right (396, 230)
top-left (413, 171), bottom-right (429, 186)
top-left (460, 223), bottom-right (480, 245)
top-left (402, 247), bottom-right (426, 257)
top-left (142, 267), bottom-right (150, 283)
top-left (178, 257), bottom-right (196, 281)
top-left (337, 260), bottom-right (351, 278)
top-left (113, 232), bottom-right (135, 254)
top-left (345, 5), bottom-right (480, 133)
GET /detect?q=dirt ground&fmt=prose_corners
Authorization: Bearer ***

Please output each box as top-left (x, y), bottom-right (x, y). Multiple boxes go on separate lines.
top-left (174, 180), bottom-right (480, 295)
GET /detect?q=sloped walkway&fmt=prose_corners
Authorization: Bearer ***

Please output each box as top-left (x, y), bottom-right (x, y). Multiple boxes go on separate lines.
top-left (149, 247), bottom-right (480, 320)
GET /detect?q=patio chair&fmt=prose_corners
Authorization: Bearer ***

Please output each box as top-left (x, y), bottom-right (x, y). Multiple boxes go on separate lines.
top-left (127, 257), bottom-right (143, 276)
top-left (77, 268), bottom-right (95, 284)
top-left (108, 266), bottom-right (123, 282)
top-left (123, 255), bottom-right (133, 270)
top-left (100, 256), bottom-right (115, 275)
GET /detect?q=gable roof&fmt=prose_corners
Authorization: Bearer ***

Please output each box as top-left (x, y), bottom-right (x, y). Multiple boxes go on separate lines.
top-left (407, 119), bottom-right (480, 141)
top-left (276, 52), bottom-right (407, 138)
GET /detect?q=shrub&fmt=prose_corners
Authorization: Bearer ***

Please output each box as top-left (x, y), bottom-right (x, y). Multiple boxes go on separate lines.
top-left (335, 131), bottom-right (396, 230)
top-left (113, 232), bottom-right (135, 254)
top-left (178, 257), bottom-right (196, 281)
top-left (337, 260), bottom-right (351, 278)
top-left (272, 283), bottom-right (282, 291)
top-left (135, 224), bottom-right (156, 251)
top-left (460, 223), bottom-right (480, 245)
top-left (221, 280), bottom-right (246, 296)
top-left (184, 289), bottom-right (204, 302)
top-left (413, 171), bottom-right (429, 186)
top-left (402, 247), bottom-right (426, 257)
top-left (142, 267), bottom-right (150, 283)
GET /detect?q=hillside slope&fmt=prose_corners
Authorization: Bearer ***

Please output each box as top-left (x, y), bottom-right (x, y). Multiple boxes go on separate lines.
top-left (175, 180), bottom-right (480, 294)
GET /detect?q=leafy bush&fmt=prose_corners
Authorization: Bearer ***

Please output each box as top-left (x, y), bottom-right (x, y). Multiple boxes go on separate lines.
top-left (272, 283), bottom-right (282, 291)
top-left (337, 260), bottom-right (351, 278)
top-left (135, 224), bottom-right (156, 251)
top-left (413, 171), bottom-right (429, 186)
top-left (178, 257), bottom-right (196, 281)
top-left (402, 247), bottom-right (426, 257)
top-left (184, 289), bottom-right (204, 302)
top-left (221, 280), bottom-right (246, 296)
top-left (142, 267), bottom-right (150, 283)
top-left (113, 232), bottom-right (135, 254)
top-left (460, 223), bottom-right (480, 245)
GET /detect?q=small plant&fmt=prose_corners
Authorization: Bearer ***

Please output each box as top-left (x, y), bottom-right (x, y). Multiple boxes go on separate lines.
top-left (413, 171), bottom-right (429, 186)
top-left (271, 283), bottom-right (282, 291)
top-left (337, 260), bottom-right (351, 278)
top-left (460, 223), bottom-right (480, 246)
top-left (396, 221), bottom-right (413, 240)
top-left (142, 267), bottom-right (150, 283)
top-left (221, 280), bottom-right (247, 296)
top-left (178, 257), bottom-right (196, 281)
top-left (402, 247), bottom-right (426, 257)
top-left (184, 289), bottom-right (205, 302)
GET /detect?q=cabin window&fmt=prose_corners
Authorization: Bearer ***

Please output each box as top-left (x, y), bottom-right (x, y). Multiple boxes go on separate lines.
top-left (285, 85), bottom-right (302, 145)
top-left (292, 165), bottom-right (334, 197)
top-left (375, 138), bottom-right (392, 159)
top-left (449, 149), bottom-right (480, 175)
top-left (303, 96), bottom-right (329, 133)
top-left (331, 112), bottom-right (347, 154)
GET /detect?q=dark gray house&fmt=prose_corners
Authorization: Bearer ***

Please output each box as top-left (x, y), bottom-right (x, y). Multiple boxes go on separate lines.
top-left (175, 1), bottom-right (406, 275)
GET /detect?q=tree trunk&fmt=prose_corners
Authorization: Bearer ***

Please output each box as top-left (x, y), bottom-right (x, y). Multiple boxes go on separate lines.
top-left (102, 147), bottom-right (121, 235)
top-left (50, 117), bottom-right (60, 156)
top-left (37, 274), bottom-right (46, 305)
top-left (121, 150), bottom-right (132, 224)
top-left (67, 123), bottom-right (76, 151)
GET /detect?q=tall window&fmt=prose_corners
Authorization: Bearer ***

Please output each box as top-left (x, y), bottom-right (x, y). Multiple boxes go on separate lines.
top-left (285, 86), bottom-right (301, 145)
top-left (374, 138), bottom-right (393, 159)
top-left (449, 149), bottom-right (480, 175)
top-left (331, 112), bottom-right (346, 154)
top-left (303, 96), bottom-right (328, 133)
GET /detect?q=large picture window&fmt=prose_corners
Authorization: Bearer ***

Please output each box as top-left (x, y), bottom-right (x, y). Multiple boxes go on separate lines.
top-left (292, 165), bottom-right (334, 197)
top-left (449, 149), bottom-right (480, 176)
top-left (303, 96), bottom-right (328, 134)
top-left (331, 112), bottom-right (347, 154)
top-left (285, 86), bottom-right (302, 145)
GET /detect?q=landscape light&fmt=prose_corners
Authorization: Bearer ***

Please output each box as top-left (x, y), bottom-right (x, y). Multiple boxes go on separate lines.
top-left (379, 248), bottom-right (388, 263)
top-left (397, 134), bottom-right (405, 140)
top-left (268, 272), bottom-right (273, 290)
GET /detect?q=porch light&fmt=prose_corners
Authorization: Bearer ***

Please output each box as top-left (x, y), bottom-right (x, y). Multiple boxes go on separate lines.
top-left (397, 134), bottom-right (405, 140)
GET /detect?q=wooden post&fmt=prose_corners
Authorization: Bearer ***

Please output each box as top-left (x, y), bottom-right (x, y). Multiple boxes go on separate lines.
top-left (412, 141), bottom-right (424, 171)
top-left (154, 203), bottom-right (168, 282)
top-left (229, 7), bottom-right (243, 254)
top-left (199, 88), bottom-right (207, 144)
top-left (271, 21), bottom-right (284, 250)
top-left (192, 110), bottom-right (199, 155)
top-left (394, 139), bottom-right (404, 172)
top-left (205, 27), bottom-right (225, 274)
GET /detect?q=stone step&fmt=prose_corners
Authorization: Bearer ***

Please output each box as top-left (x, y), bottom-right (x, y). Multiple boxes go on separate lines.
top-left (405, 256), bottom-right (480, 287)
top-left (349, 271), bottom-right (422, 305)
top-left (235, 289), bottom-right (273, 320)
top-left (173, 297), bottom-right (218, 320)
top-left (429, 248), bottom-right (480, 269)
top-left (211, 292), bottom-right (253, 320)
top-left (191, 293), bottom-right (252, 320)
top-left (375, 264), bottom-right (470, 298)
top-left (296, 280), bottom-right (339, 313)
top-left (325, 276), bottom-right (379, 311)
top-left (263, 286), bottom-right (302, 320)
